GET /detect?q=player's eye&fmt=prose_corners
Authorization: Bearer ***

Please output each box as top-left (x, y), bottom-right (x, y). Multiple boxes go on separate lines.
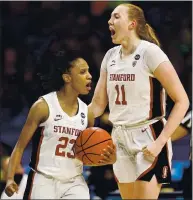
top-left (114, 14), bottom-right (119, 19)
top-left (80, 70), bottom-right (86, 74)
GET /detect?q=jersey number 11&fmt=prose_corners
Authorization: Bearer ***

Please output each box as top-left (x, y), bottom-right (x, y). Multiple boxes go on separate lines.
top-left (115, 85), bottom-right (127, 105)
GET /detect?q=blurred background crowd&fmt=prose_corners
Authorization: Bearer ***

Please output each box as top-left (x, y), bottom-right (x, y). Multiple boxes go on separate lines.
top-left (0, 1), bottom-right (192, 200)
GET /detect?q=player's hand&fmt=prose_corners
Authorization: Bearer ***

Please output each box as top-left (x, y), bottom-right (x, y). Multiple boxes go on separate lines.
top-left (99, 142), bottom-right (117, 165)
top-left (5, 179), bottom-right (19, 197)
top-left (142, 140), bottom-right (164, 161)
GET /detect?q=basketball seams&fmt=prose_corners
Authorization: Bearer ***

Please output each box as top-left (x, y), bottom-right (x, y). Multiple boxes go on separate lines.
top-left (80, 132), bottom-right (95, 164)
top-left (75, 127), bottom-right (113, 165)
top-left (76, 139), bottom-right (112, 154)
top-left (81, 129), bottom-right (99, 146)
top-left (76, 128), bottom-right (99, 148)
top-left (82, 153), bottom-right (95, 164)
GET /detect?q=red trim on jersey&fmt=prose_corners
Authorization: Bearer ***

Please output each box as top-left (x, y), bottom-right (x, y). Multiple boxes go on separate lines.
top-left (28, 171), bottom-right (35, 200)
top-left (149, 124), bottom-right (156, 140)
top-left (160, 119), bottom-right (171, 171)
top-left (149, 77), bottom-right (153, 119)
top-left (137, 124), bottom-right (157, 180)
top-left (160, 89), bottom-right (164, 116)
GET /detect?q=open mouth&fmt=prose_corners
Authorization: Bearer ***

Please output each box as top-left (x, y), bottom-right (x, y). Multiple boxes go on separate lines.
top-left (109, 27), bottom-right (116, 36)
top-left (86, 82), bottom-right (92, 91)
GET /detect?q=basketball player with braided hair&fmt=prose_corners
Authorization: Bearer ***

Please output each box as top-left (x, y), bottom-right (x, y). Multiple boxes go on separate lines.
top-left (89, 3), bottom-right (189, 199)
top-left (4, 47), bottom-right (116, 199)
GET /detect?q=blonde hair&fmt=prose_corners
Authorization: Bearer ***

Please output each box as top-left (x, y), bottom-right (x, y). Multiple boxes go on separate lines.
top-left (121, 3), bottom-right (160, 47)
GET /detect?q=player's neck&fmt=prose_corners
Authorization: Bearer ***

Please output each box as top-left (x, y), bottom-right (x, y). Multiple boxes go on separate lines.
top-left (120, 35), bottom-right (141, 58)
top-left (57, 88), bottom-right (78, 106)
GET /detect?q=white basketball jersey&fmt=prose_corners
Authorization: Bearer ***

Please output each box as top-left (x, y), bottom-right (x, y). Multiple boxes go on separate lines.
top-left (102, 40), bottom-right (169, 126)
top-left (29, 92), bottom-right (88, 181)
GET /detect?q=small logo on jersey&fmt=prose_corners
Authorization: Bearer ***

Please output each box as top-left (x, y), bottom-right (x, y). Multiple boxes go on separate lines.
top-left (162, 166), bottom-right (168, 179)
top-left (134, 54), bottom-right (140, 60)
top-left (110, 60), bottom-right (116, 67)
top-left (81, 119), bottom-right (84, 125)
top-left (132, 61), bottom-right (137, 67)
top-left (141, 128), bottom-right (148, 133)
top-left (54, 114), bottom-right (63, 121)
top-left (81, 112), bottom-right (85, 118)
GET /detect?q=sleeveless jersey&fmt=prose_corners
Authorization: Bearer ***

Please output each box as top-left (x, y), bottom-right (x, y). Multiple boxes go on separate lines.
top-left (29, 92), bottom-right (88, 181)
top-left (101, 40), bottom-right (169, 126)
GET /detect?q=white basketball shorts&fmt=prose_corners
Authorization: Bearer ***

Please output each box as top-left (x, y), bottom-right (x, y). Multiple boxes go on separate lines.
top-left (23, 170), bottom-right (90, 199)
top-left (112, 120), bottom-right (173, 184)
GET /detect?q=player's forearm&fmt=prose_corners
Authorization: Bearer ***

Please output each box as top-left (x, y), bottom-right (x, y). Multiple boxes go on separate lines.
top-left (157, 99), bottom-right (189, 145)
top-left (88, 100), bottom-right (107, 118)
top-left (6, 146), bottom-right (24, 180)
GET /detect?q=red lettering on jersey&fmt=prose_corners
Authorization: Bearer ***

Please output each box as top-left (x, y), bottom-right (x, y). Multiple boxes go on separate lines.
top-left (110, 74), bottom-right (135, 82)
top-left (58, 126), bottom-right (62, 133)
top-left (71, 128), bottom-right (75, 135)
top-left (62, 126), bottom-right (67, 134)
top-left (53, 126), bottom-right (82, 136)
top-left (131, 74), bottom-right (135, 81)
top-left (54, 126), bottom-right (58, 132)
top-left (126, 74), bottom-right (130, 81)
top-left (75, 130), bottom-right (81, 136)
top-left (67, 127), bottom-right (71, 135)
top-left (110, 74), bottom-right (113, 81)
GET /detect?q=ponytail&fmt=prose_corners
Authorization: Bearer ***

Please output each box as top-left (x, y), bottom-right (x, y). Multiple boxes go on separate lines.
top-left (145, 23), bottom-right (160, 47)
top-left (121, 3), bottom-right (161, 47)
top-left (137, 23), bottom-right (160, 47)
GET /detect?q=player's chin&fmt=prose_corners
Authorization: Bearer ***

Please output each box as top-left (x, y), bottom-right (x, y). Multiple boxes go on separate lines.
top-left (112, 38), bottom-right (119, 44)
top-left (80, 89), bottom-right (90, 95)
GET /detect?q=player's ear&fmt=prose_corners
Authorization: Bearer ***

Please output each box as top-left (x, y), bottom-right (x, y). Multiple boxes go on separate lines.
top-left (128, 20), bottom-right (136, 30)
top-left (62, 74), bottom-right (71, 83)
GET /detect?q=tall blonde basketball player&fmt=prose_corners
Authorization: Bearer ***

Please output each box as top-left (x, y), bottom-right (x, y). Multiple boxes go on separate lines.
top-left (89, 3), bottom-right (189, 199)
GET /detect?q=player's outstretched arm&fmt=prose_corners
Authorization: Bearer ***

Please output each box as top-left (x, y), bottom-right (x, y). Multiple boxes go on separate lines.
top-left (88, 69), bottom-right (108, 118)
top-left (5, 98), bottom-right (49, 197)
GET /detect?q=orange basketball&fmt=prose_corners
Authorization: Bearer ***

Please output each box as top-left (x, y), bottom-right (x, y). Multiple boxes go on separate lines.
top-left (74, 127), bottom-right (113, 166)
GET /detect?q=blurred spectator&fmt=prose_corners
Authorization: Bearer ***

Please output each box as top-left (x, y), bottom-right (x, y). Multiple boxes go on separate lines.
top-left (4, 48), bottom-right (17, 77)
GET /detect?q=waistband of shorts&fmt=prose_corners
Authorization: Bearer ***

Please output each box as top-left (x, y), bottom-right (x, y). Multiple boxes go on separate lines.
top-left (113, 116), bottom-right (164, 130)
top-left (31, 168), bottom-right (81, 183)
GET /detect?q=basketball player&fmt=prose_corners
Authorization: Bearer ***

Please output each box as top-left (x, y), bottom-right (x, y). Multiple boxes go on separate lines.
top-left (89, 3), bottom-right (190, 199)
top-left (4, 49), bottom-right (116, 199)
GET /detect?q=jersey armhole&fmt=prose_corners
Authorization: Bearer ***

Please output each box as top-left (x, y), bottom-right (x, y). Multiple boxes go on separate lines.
top-left (142, 49), bottom-right (155, 78)
top-left (39, 97), bottom-right (51, 127)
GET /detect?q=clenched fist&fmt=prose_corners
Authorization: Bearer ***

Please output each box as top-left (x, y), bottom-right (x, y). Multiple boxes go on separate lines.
top-left (5, 179), bottom-right (19, 197)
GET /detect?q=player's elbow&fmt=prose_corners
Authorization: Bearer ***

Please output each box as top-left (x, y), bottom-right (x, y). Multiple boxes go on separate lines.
top-left (181, 96), bottom-right (190, 113)
top-left (174, 92), bottom-right (190, 113)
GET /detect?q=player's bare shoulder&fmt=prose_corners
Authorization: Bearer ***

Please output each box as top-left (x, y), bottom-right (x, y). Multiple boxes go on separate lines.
top-left (28, 97), bottom-right (49, 124)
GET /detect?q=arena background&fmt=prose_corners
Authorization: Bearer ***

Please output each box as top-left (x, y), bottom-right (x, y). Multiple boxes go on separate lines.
top-left (0, 1), bottom-right (192, 199)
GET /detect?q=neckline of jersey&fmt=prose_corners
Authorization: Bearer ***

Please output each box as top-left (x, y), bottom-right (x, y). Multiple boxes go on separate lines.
top-left (118, 40), bottom-right (144, 61)
top-left (55, 91), bottom-right (80, 119)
